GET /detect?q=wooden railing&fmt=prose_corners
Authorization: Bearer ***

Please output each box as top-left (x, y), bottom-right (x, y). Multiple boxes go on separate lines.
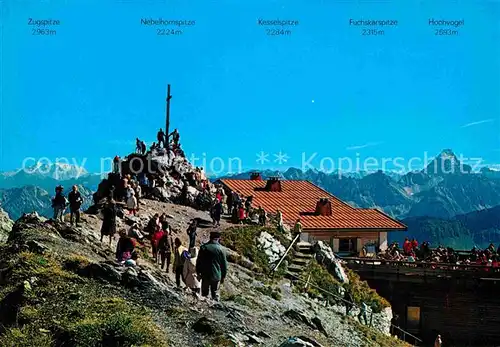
top-left (339, 256), bottom-right (500, 277)
top-left (270, 232), bottom-right (301, 273)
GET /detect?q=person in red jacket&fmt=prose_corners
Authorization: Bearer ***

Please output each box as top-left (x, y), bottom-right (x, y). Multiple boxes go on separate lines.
top-left (411, 238), bottom-right (419, 250)
top-left (151, 225), bottom-right (165, 264)
top-left (403, 238), bottom-right (412, 255)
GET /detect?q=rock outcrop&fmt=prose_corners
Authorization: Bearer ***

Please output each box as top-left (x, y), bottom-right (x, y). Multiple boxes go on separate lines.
top-left (313, 241), bottom-right (349, 284)
top-left (257, 231), bottom-right (287, 264)
top-left (92, 151), bottom-right (214, 212)
top-left (0, 207), bottom-right (13, 242)
top-left (0, 200), bottom-right (406, 347)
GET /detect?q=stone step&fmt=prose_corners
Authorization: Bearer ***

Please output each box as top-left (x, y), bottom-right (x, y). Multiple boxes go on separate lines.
top-left (292, 257), bottom-right (310, 265)
top-left (287, 264), bottom-right (306, 273)
top-left (296, 247), bottom-right (314, 255)
top-left (294, 252), bottom-right (314, 259)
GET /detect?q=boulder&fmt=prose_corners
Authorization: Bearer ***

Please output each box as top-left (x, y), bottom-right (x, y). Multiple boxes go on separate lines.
top-left (313, 241), bottom-right (348, 284)
top-left (257, 232), bottom-right (287, 265)
top-left (0, 207), bottom-right (13, 243)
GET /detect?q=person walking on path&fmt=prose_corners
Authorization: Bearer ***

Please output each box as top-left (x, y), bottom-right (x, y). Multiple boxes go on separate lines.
top-left (173, 238), bottom-right (188, 288)
top-left (183, 247), bottom-right (201, 298)
top-left (196, 231), bottom-right (228, 301)
top-left (358, 302), bottom-right (369, 325)
top-left (212, 200), bottom-right (222, 227)
top-left (187, 219), bottom-right (198, 249)
top-left (68, 185), bottom-right (83, 227)
top-left (126, 190), bottom-right (138, 215)
top-left (158, 228), bottom-right (174, 272)
top-left (151, 224), bottom-right (164, 264)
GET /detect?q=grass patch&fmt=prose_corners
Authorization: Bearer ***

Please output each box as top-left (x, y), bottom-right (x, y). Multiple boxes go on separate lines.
top-left (353, 317), bottom-right (411, 347)
top-left (0, 251), bottom-right (168, 347)
top-left (255, 285), bottom-right (282, 301)
top-left (298, 262), bottom-right (389, 313)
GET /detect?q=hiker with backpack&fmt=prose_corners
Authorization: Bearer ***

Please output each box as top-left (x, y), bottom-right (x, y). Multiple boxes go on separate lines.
top-left (173, 238), bottom-right (188, 288)
top-left (68, 185), bottom-right (83, 227)
top-left (52, 185), bottom-right (68, 222)
top-left (196, 231), bottom-right (228, 301)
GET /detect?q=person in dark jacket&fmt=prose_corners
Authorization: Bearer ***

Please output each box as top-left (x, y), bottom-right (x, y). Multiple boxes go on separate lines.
top-left (141, 141), bottom-right (147, 155)
top-left (196, 231), bottom-right (228, 301)
top-left (52, 185), bottom-right (67, 222)
top-left (212, 200), bottom-right (222, 227)
top-left (158, 229), bottom-right (174, 272)
top-left (344, 289), bottom-right (354, 315)
top-left (100, 200), bottom-right (118, 246)
top-left (157, 128), bottom-right (165, 148)
top-left (187, 219), bottom-right (198, 249)
top-left (68, 185), bottom-right (83, 227)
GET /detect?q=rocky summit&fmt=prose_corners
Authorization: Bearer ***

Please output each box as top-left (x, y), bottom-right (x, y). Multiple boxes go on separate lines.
top-left (0, 197), bottom-right (409, 347)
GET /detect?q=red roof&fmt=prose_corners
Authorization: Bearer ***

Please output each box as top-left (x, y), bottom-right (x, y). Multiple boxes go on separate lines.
top-left (220, 179), bottom-right (407, 231)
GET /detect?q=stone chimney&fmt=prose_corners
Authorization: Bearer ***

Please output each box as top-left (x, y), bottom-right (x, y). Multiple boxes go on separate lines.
top-left (315, 198), bottom-right (332, 216)
top-left (265, 176), bottom-right (282, 192)
top-left (250, 172), bottom-right (263, 181)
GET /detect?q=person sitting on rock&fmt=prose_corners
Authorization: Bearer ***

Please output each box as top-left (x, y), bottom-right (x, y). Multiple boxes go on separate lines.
top-left (52, 185), bottom-right (68, 222)
top-left (128, 222), bottom-right (144, 242)
top-left (100, 199), bottom-right (118, 246)
top-left (158, 228), bottom-right (174, 272)
top-left (183, 247), bottom-right (201, 298)
top-left (126, 190), bottom-right (138, 216)
top-left (196, 231), bottom-right (228, 302)
top-left (187, 219), bottom-right (198, 249)
top-left (116, 230), bottom-right (137, 263)
top-left (68, 185), bottom-right (83, 227)
top-left (151, 224), bottom-right (164, 264)
top-left (157, 128), bottom-right (166, 148)
top-left (358, 301), bottom-right (369, 325)
top-left (174, 238), bottom-right (188, 288)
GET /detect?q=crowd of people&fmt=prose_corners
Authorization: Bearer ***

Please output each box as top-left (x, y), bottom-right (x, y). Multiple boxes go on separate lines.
top-left (379, 237), bottom-right (500, 268)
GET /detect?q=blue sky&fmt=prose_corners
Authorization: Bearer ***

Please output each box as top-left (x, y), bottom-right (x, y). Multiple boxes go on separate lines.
top-left (1, 0), bottom-right (499, 174)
